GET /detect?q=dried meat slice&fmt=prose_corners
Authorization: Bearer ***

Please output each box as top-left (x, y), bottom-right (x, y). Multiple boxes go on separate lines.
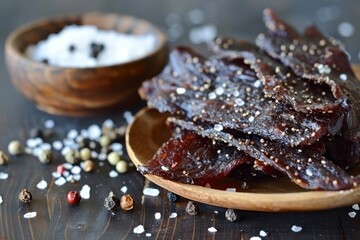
top-left (138, 131), bottom-right (254, 185)
top-left (140, 47), bottom-right (331, 146)
top-left (168, 117), bottom-right (360, 190)
top-left (256, 8), bottom-right (360, 141)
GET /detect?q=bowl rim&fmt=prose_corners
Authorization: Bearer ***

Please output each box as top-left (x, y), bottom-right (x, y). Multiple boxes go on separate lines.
top-left (5, 12), bottom-right (168, 70)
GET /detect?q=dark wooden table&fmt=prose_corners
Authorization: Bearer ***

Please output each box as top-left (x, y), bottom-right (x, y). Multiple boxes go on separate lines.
top-left (1, 1), bottom-right (360, 239)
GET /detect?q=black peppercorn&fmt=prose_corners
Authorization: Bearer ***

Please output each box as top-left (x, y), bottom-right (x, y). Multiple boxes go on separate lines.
top-left (104, 192), bottom-right (120, 211)
top-left (19, 189), bottom-right (32, 203)
top-left (90, 42), bottom-right (105, 59)
top-left (29, 128), bottom-right (43, 139)
top-left (186, 201), bottom-right (199, 215)
top-left (41, 58), bottom-right (49, 64)
top-left (68, 44), bottom-right (76, 52)
top-left (225, 209), bottom-right (239, 222)
top-left (167, 192), bottom-right (179, 202)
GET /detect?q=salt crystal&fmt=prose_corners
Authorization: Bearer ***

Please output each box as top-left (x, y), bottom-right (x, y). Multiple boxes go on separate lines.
top-left (124, 111), bottom-right (134, 124)
top-left (66, 175), bottom-right (73, 182)
top-left (189, 24), bottom-right (217, 44)
top-left (98, 152), bottom-right (107, 161)
top-left (161, 166), bottom-right (169, 171)
top-left (235, 98), bottom-right (245, 106)
top-left (259, 230), bottom-right (267, 237)
top-left (249, 237), bottom-right (261, 240)
top-left (188, 8), bottom-right (204, 25)
top-left (155, 212), bottom-right (161, 219)
top-left (52, 140), bottom-right (63, 150)
top-left (111, 143), bottom-right (123, 151)
top-left (226, 188), bottom-right (236, 192)
top-left (52, 172), bottom-right (61, 178)
top-left (103, 119), bottom-right (114, 128)
top-left (121, 186), bottom-right (128, 193)
top-left (109, 170), bottom-right (118, 178)
top-left (176, 87), bottom-right (186, 95)
top-left (80, 184), bottom-right (91, 199)
top-left (26, 138), bottom-right (41, 148)
top-left (143, 188), bottom-right (160, 196)
top-left (61, 146), bottom-right (71, 156)
top-left (207, 227), bottom-right (217, 233)
top-left (0, 172), bottom-right (9, 180)
top-left (291, 225), bottom-right (302, 232)
top-left (133, 225), bottom-right (145, 234)
top-left (24, 147), bottom-right (32, 154)
top-left (248, 116), bottom-right (255, 122)
top-left (349, 211), bottom-right (357, 218)
top-left (169, 212), bottom-right (177, 218)
top-left (73, 174), bottom-right (81, 181)
top-left (36, 180), bottom-right (48, 190)
top-left (67, 129), bottom-right (78, 139)
top-left (44, 119), bottom-right (55, 129)
top-left (55, 177), bottom-right (66, 186)
top-left (352, 204), bottom-right (359, 210)
top-left (40, 143), bottom-right (52, 150)
top-left (91, 151), bottom-right (98, 158)
top-left (63, 171), bottom-right (70, 178)
top-left (214, 210), bottom-right (218, 214)
top-left (340, 73), bottom-right (347, 81)
top-left (145, 233), bottom-right (152, 237)
top-left (24, 212), bottom-right (37, 219)
top-left (63, 163), bottom-right (73, 169)
top-left (214, 124), bottom-right (223, 132)
top-left (208, 92), bottom-right (217, 99)
top-left (88, 124), bottom-right (101, 140)
top-left (0, 196), bottom-right (2, 204)
top-left (253, 80), bottom-right (261, 88)
top-left (305, 169), bottom-right (313, 176)
top-left (317, 64), bottom-right (331, 74)
top-left (71, 165), bottom-right (82, 174)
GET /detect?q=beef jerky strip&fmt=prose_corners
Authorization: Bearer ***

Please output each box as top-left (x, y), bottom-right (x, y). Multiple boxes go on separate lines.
top-left (140, 47), bottom-right (330, 146)
top-left (168, 117), bottom-right (360, 190)
top-left (256, 8), bottom-right (360, 140)
top-left (210, 37), bottom-right (345, 115)
top-left (138, 131), bottom-right (255, 185)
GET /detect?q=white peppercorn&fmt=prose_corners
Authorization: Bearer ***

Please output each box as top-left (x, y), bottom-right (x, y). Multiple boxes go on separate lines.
top-left (38, 149), bottom-right (53, 164)
top-left (8, 140), bottom-right (23, 155)
top-left (107, 152), bottom-right (120, 165)
top-left (0, 151), bottom-right (9, 165)
top-left (82, 160), bottom-right (95, 172)
top-left (80, 148), bottom-right (91, 161)
top-left (65, 149), bottom-right (79, 164)
top-left (116, 160), bottom-right (128, 173)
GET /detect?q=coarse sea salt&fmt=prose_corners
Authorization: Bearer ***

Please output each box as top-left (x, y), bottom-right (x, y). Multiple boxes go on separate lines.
top-left (24, 212), bottom-right (37, 219)
top-left (145, 233), bottom-right (152, 237)
top-left (143, 188), bottom-right (160, 196)
top-left (55, 177), bottom-right (66, 186)
top-left (36, 180), bottom-right (48, 190)
top-left (109, 170), bottom-right (118, 178)
top-left (155, 212), bottom-right (161, 220)
top-left (207, 227), bottom-right (217, 233)
top-left (121, 186), bottom-right (128, 193)
top-left (259, 230), bottom-right (267, 237)
top-left (80, 184), bottom-right (91, 199)
top-left (26, 25), bottom-right (157, 68)
top-left (250, 237), bottom-right (261, 240)
top-left (291, 225), bottom-right (302, 232)
top-left (349, 211), bottom-right (357, 218)
top-left (169, 213), bottom-right (177, 218)
top-left (0, 196), bottom-right (3, 204)
top-left (352, 204), bottom-right (359, 210)
top-left (133, 225), bottom-right (145, 234)
top-left (0, 172), bottom-right (9, 180)
top-left (44, 119), bottom-right (55, 129)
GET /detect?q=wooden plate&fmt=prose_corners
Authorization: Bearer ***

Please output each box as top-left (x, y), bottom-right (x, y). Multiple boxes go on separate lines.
top-left (126, 66), bottom-right (360, 212)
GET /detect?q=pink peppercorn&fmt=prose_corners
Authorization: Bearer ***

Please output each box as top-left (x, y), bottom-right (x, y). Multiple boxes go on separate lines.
top-left (57, 164), bottom-right (65, 174)
top-left (67, 191), bottom-right (81, 205)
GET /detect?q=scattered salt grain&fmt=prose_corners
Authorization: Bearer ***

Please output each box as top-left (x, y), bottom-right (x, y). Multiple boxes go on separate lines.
top-left (161, 166), bottom-right (169, 171)
top-left (88, 124), bottom-right (102, 140)
top-left (111, 143), bottom-right (123, 151)
top-left (124, 111), bottom-right (134, 124)
top-left (67, 129), bottom-right (79, 139)
top-left (109, 170), bottom-right (119, 178)
top-left (71, 165), bottom-right (82, 175)
top-left (63, 171), bottom-right (70, 178)
top-left (338, 22), bottom-right (355, 37)
top-left (207, 227), bottom-right (217, 233)
top-left (250, 237), bottom-right (261, 240)
top-left (189, 24), bottom-right (217, 44)
top-left (143, 188), bottom-right (160, 196)
top-left (98, 152), bottom-right (107, 161)
top-left (214, 210), bottom-right (218, 214)
top-left (352, 204), bottom-right (359, 210)
top-left (133, 225), bottom-right (145, 234)
top-left (291, 225), bottom-right (302, 232)
top-left (55, 177), bottom-right (66, 186)
top-left (24, 212), bottom-right (37, 219)
top-left (121, 186), bottom-right (128, 193)
top-left (52, 172), bottom-right (61, 178)
top-left (73, 174), bottom-right (81, 181)
top-left (0, 172), bottom-right (9, 180)
top-left (63, 163), bottom-right (73, 169)
top-left (214, 124), bottom-right (223, 132)
top-left (0, 196), bottom-right (2, 204)
top-left (36, 180), bottom-right (48, 190)
top-left (248, 116), bottom-right (255, 122)
top-left (188, 8), bottom-right (205, 25)
top-left (66, 175), bottom-right (73, 182)
top-left (80, 184), bottom-right (91, 199)
top-left (305, 169), bottom-right (313, 176)
top-left (176, 87), bottom-right (186, 95)
top-left (259, 230), bottom-right (267, 237)
top-left (169, 212), bottom-right (177, 218)
top-left (226, 188), bottom-right (236, 192)
top-left (215, 86), bottom-right (224, 95)
top-left (349, 211), bottom-right (357, 218)
top-left (208, 92), bottom-right (217, 99)
top-left (253, 80), bottom-right (261, 88)
top-left (340, 73), bottom-right (348, 81)
top-left (145, 233), bottom-right (152, 237)
top-left (235, 98), bottom-right (245, 106)
top-left (44, 119), bottom-right (55, 129)
top-left (155, 212), bottom-right (161, 220)
top-left (26, 138), bottom-right (41, 148)
top-left (52, 140), bottom-right (63, 150)
top-left (103, 119), bottom-right (114, 128)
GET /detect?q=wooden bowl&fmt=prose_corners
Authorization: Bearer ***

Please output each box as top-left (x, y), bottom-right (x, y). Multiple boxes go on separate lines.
top-left (5, 12), bottom-right (168, 116)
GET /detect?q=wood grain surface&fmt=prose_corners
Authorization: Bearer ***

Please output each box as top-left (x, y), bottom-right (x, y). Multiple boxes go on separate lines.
top-left (1, 1), bottom-right (360, 239)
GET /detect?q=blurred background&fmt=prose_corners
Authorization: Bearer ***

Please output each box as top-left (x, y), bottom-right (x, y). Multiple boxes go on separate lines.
top-left (1, 0), bottom-right (359, 98)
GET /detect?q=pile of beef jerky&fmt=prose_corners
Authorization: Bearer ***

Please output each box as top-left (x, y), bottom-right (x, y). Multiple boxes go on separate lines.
top-left (138, 9), bottom-right (360, 190)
